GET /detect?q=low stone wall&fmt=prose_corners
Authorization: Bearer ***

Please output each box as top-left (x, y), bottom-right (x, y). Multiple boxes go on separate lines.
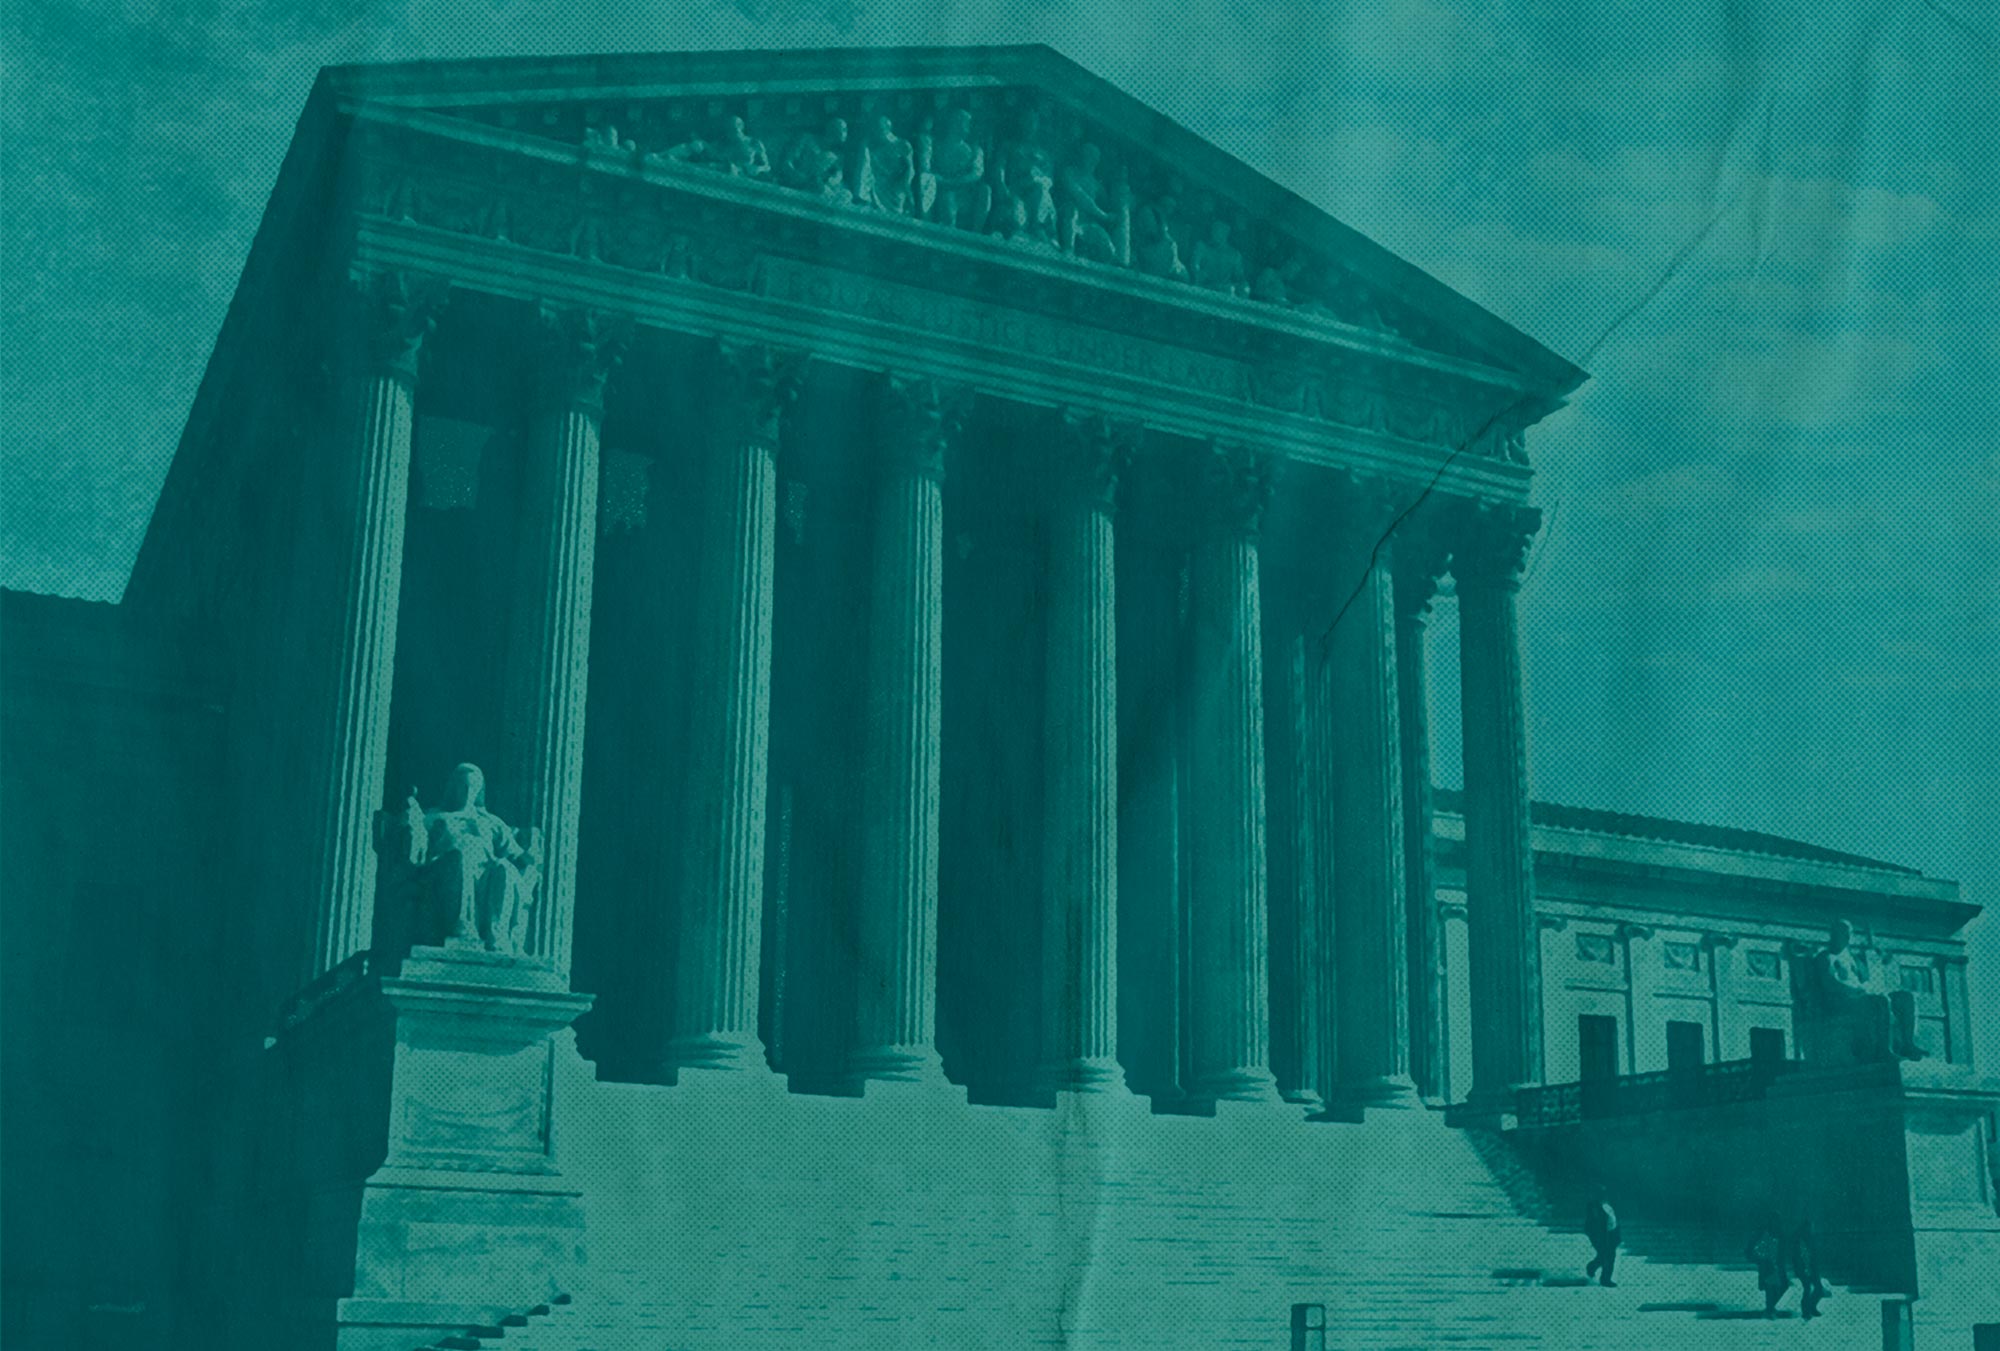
top-left (1510, 1062), bottom-right (2000, 1323)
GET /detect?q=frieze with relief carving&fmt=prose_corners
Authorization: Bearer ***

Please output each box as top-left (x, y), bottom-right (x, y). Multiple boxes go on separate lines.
top-left (352, 118), bottom-right (1533, 460)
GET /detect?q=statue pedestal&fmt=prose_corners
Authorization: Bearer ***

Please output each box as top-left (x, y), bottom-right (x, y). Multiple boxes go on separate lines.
top-left (275, 945), bottom-right (595, 1351)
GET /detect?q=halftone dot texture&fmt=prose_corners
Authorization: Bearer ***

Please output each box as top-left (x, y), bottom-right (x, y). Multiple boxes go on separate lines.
top-left (3, 1), bottom-right (1996, 1346)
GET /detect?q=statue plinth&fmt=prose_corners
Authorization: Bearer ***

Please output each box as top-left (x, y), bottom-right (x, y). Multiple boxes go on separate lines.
top-left (275, 944), bottom-right (595, 1350)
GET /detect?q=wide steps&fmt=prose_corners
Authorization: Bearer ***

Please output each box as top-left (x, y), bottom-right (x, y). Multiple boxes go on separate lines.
top-left (448, 1081), bottom-right (1890, 1350)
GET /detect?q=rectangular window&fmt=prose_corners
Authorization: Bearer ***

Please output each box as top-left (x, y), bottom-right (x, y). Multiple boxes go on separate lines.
top-left (1667, 1020), bottom-right (1706, 1074)
top-left (1899, 964), bottom-right (1937, 995)
top-left (1662, 941), bottom-right (1701, 972)
top-left (1745, 950), bottom-right (1782, 980)
top-left (1576, 932), bottom-right (1616, 964)
top-left (1750, 1026), bottom-right (1786, 1066)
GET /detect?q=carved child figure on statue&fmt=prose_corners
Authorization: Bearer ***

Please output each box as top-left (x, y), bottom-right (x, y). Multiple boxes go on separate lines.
top-left (396, 763), bottom-right (542, 958)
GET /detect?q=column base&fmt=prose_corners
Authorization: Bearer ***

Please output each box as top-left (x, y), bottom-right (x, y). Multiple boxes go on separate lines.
top-left (1333, 1074), bottom-right (1423, 1112)
top-left (848, 1043), bottom-right (952, 1089)
top-left (1038, 1055), bottom-right (1132, 1097)
top-left (666, 1030), bottom-right (771, 1076)
top-left (1190, 1065), bottom-right (1285, 1105)
top-left (1281, 1087), bottom-right (1328, 1112)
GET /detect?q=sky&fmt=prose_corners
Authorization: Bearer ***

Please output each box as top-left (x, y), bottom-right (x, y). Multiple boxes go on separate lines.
top-left (3, 0), bottom-right (1995, 1048)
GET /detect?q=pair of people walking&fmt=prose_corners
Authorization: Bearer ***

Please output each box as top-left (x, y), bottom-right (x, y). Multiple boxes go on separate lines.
top-left (1745, 1216), bottom-right (1829, 1320)
top-left (1580, 1192), bottom-right (1829, 1322)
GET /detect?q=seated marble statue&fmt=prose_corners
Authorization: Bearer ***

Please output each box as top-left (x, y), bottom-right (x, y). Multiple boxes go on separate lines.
top-left (390, 763), bottom-right (542, 958)
top-left (1807, 919), bottom-right (1924, 1063)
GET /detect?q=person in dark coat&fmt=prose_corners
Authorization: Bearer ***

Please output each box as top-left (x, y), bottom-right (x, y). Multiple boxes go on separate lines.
top-left (1791, 1220), bottom-right (1829, 1320)
top-left (1746, 1216), bottom-right (1790, 1317)
top-left (1583, 1186), bottom-right (1621, 1287)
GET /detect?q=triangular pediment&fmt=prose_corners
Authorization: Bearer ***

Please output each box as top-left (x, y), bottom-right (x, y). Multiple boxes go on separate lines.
top-left (325, 47), bottom-right (1585, 396)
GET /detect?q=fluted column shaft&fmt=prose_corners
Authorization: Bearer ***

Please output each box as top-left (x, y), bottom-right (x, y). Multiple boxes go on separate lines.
top-left (1039, 414), bottom-right (1129, 1093)
top-left (1456, 509), bottom-right (1544, 1109)
top-left (1395, 558), bottom-right (1447, 1103)
top-left (1186, 444), bottom-right (1281, 1103)
top-left (505, 306), bottom-right (625, 982)
top-left (1280, 628), bottom-right (1334, 1109)
top-left (852, 377), bottom-right (960, 1085)
top-left (1331, 549), bottom-right (1417, 1108)
top-left (672, 343), bottom-right (797, 1071)
top-left (308, 272), bottom-right (440, 981)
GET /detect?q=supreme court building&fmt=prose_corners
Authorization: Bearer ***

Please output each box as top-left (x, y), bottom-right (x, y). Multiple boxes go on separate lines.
top-left (3, 46), bottom-right (1993, 1351)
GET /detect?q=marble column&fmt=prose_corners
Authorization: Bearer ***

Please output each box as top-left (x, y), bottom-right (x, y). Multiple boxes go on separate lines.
top-left (308, 270), bottom-right (444, 981)
top-left (1186, 442), bottom-right (1282, 1103)
top-left (1705, 933), bottom-right (1739, 1062)
top-left (1279, 623), bottom-right (1334, 1111)
top-left (1394, 540), bottom-right (1448, 1104)
top-left (851, 376), bottom-right (962, 1086)
top-left (1039, 412), bottom-right (1131, 1094)
top-left (1455, 506), bottom-right (1544, 1111)
top-left (1330, 523), bottom-right (1418, 1110)
top-left (670, 342), bottom-right (800, 1072)
top-left (504, 305), bottom-right (626, 983)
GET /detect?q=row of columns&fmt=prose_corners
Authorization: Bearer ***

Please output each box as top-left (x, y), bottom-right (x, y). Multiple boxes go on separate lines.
top-left (303, 273), bottom-right (1544, 1109)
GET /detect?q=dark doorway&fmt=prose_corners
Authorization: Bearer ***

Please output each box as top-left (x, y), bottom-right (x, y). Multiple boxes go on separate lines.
top-left (1666, 1019), bottom-right (1706, 1073)
top-left (1579, 1014), bottom-right (1619, 1115)
top-left (1749, 1026), bottom-right (1786, 1069)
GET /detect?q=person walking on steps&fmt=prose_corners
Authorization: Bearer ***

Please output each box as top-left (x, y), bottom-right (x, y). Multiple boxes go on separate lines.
top-left (1583, 1186), bottom-right (1621, 1288)
top-left (1746, 1216), bottom-right (1790, 1318)
top-left (1792, 1220), bottom-right (1828, 1321)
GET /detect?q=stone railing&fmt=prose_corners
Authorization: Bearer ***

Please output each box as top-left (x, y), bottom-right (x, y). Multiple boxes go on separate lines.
top-left (1515, 1055), bottom-right (1800, 1129)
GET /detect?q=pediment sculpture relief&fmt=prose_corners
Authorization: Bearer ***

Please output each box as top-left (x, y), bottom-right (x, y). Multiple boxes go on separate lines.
top-left (553, 93), bottom-right (1472, 360)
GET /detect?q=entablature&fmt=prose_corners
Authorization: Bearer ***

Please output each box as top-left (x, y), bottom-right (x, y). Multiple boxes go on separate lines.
top-left (330, 95), bottom-right (1560, 504)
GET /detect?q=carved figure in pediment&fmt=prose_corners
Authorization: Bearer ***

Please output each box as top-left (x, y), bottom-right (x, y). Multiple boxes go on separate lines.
top-left (1191, 218), bottom-right (1249, 296)
top-left (1132, 196), bottom-right (1188, 280)
top-left (924, 109), bottom-right (990, 231)
top-left (643, 132), bottom-right (709, 170)
top-left (780, 117), bottom-right (853, 205)
top-left (1057, 143), bottom-right (1122, 263)
top-left (1253, 254), bottom-right (1308, 306)
top-left (858, 114), bottom-right (916, 215)
top-left (377, 763), bottom-right (541, 958)
top-left (707, 115), bottom-right (772, 179)
top-left (993, 108), bottom-right (1058, 245)
top-left (583, 124), bottom-right (637, 158)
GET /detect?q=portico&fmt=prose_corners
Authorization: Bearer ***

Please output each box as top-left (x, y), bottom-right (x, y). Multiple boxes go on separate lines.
top-left (269, 47), bottom-right (1581, 1115)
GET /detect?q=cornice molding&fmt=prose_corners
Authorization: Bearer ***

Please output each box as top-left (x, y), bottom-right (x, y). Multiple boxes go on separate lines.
top-left (352, 215), bottom-right (1539, 507)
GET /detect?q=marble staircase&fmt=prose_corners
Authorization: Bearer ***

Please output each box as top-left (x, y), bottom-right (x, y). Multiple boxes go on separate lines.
top-left (400, 1070), bottom-right (1906, 1350)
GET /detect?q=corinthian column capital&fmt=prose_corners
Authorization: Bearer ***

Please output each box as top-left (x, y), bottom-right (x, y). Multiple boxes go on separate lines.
top-left (714, 339), bottom-right (808, 451)
top-left (878, 374), bottom-right (970, 481)
top-left (1452, 503), bottom-right (1541, 592)
top-left (1199, 441), bottom-right (1276, 541)
top-left (1391, 517), bottom-right (1452, 621)
top-left (535, 305), bottom-right (631, 419)
top-left (348, 268), bottom-right (450, 388)
top-left (1052, 408), bottom-right (1138, 513)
